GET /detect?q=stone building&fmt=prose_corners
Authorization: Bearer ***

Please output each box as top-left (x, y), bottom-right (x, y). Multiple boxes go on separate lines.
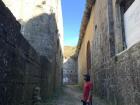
top-left (0, 0), bottom-right (63, 105)
top-left (76, 0), bottom-right (140, 105)
top-left (3, 0), bottom-right (63, 95)
top-left (63, 57), bottom-right (78, 84)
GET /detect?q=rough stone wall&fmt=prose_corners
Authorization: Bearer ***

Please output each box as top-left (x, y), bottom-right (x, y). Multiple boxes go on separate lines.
top-left (3, 0), bottom-right (63, 56)
top-left (77, 0), bottom-right (140, 105)
top-left (54, 40), bottom-right (63, 90)
top-left (3, 0), bottom-right (63, 96)
top-left (93, 44), bottom-right (140, 105)
top-left (91, 0), bottom-right (140, 105)
top-left (63, 58), bottom-right (77, 85)
top-left (0, 1), bottom-right (58, 105)
top-left (0, 2), bottom-right (41, 105)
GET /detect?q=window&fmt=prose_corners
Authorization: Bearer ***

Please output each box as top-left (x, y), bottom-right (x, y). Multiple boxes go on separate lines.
top-left (120, 0), bottom-right (136, 48)
top-left (123, 0), bottom-right (140, 48)
top-left (114, 0), bottom-right (136, 53)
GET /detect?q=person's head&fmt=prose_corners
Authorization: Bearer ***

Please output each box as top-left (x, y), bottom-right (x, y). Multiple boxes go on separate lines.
top-left (83, 74), bottom-right (90, 82)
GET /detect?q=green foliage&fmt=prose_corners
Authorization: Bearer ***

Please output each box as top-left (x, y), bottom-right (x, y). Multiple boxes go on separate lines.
top-left (50, 7), bottom-right (54, 13)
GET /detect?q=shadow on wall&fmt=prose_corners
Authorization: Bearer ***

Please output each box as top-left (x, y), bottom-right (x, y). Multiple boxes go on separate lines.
top-left (0, 1), bottom-right (62, 105)
top-left (22, 13), bottom-right (62, 103)
top-left (23, 12), bottom-right (64, 101)
top-left (19, 13), bottom-right (61, 104)
top-left (22, 13), bottom-right (58, 61)
top-left (22, 12), bottom-right (62, 101)
top-left (39, 55), bottom-right (55, 100)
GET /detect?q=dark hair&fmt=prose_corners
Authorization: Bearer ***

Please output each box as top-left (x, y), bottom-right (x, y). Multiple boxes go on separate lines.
top-left (84, 74), bottom-right (90, 81)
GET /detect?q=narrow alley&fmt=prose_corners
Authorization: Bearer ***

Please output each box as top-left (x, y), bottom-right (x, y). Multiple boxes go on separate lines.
top-left (44, 85), bottom-right (109, 105)
top-left (44, 85), bottom-right (82, 105)
top-left (0, 0), bottom-right (140, 105)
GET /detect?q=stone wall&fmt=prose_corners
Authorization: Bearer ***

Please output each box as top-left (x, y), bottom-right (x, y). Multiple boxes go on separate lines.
top-left (77, 0), bottom-right (140, 105)
top-left (63, 58), bottom-right (77, 84)
top-left (91, 0), bottom-right (140, 105)
top-left (3, 0), bottom-right (63, 56)
top-left (3, 0), bottom-right (63, 96)
top-left (93, 43), bottom-right (140, 105)
top-left (0, 1), bottom-right (56, 105)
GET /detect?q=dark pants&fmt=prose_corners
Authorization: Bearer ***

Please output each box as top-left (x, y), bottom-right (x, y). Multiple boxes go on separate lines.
top-left (82, 101), bottom-right (92, 105)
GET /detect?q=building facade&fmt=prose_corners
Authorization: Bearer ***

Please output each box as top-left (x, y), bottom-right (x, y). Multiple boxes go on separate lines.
top-left (76, 0), bottom-right (140, 105)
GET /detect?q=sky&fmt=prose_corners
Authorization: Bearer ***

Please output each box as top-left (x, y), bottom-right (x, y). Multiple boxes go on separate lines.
top-left (62, 0), bottom-right (86, 46)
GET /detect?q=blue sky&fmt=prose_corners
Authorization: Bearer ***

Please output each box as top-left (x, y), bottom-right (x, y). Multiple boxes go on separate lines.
top-left (62, 0), bottom-right (86, 46)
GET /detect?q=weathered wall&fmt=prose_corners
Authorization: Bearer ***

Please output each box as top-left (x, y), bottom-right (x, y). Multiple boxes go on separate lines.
top-left (63, 58), bottom-right (77, 84)
top-left (3, 0), bottom-right (63, 54)
top-left (3, 0), bottom-right (63, 95)
top-left (0, 2), bottom-right (40, 105)
top-left (77, 0), bottom-right (113, 87)
top-left (93, 44), bottom-right (140, 105)
top-left (55, 42), bottom-right (63, 89)
top-left (0, 1), bottom-right (60, 105)
top-left (92, 0), bottom-right (111, 67)
top-left (77, 0), bottom-right (140, 105)
top-left (91, 0), bottom-right (140, 105)
top-left (78, 6), bottom-right (95, 85)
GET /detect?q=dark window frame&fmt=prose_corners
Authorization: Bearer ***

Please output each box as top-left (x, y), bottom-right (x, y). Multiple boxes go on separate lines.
top-left (118, 0), bottom-right (135, 50)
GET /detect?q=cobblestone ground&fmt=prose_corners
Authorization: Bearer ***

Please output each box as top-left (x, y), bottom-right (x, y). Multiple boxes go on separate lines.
top-left (43, 85), bottom-right (110, 105)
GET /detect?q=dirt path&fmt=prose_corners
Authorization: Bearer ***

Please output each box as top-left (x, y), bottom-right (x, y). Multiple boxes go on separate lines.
top-left (43, 85), bottom-right (110, 105)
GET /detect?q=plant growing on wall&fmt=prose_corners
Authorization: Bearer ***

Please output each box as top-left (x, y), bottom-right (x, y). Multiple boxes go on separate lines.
top-left (50, 7), bottom-right (54, 13)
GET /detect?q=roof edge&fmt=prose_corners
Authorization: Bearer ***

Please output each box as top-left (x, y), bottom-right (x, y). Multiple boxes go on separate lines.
top-left (75, 0), bottom-right (95, 57)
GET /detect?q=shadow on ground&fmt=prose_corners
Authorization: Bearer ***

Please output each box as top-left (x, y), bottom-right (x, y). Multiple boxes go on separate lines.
top-left (42, 85), bottom-right (112, 105)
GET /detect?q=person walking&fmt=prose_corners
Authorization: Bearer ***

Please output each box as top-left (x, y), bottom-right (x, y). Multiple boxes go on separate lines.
top-left (81, 74), bottom-right (93, 105)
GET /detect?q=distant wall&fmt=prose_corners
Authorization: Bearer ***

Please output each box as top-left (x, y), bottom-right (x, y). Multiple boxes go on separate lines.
top-left (63, 58), bottom-right (77, 85)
